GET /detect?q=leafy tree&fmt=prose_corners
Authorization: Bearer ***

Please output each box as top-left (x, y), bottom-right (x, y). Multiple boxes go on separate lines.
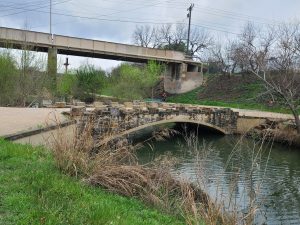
top-left (57, 73), bottom-right (77, 99)
top-left (108, 62), bottom-right (163, 100)
top-left (109, 64), bottom-right (144, 100)
top-left (74, 65), bottom-right (107, 102)
top-left (143, 61), bottom-right (164, 98)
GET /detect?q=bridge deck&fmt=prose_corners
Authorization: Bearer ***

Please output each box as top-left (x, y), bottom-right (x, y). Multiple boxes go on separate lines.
top-left (0, 27), bottom-right (199, 64)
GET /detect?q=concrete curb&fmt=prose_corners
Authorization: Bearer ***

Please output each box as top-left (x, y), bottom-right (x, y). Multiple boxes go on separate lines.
top-left (2, 120), bottom-right (76, 141)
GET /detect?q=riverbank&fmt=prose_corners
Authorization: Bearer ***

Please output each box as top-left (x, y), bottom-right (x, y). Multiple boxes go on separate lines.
top-left (247, 118), bottom-right (300, 148)
top-left (0, 139), bottom-right (183, 225)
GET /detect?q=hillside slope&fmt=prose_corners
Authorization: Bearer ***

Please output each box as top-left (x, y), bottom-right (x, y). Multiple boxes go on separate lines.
top-left (167, 74), bottom-right (289, 113)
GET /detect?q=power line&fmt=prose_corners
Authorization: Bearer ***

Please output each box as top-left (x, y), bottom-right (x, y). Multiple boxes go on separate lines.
top-left (195, 8), bottom-right (279, 26)
top-left (29, 9), bottom-right (243, 36)
top-left (103, 0), bottom-right (282, 26)
top-left (0, 0), bottom-right (281, 29)
top-left (1, 0), bottom-right (283, 27)
top-left (46, 1), bottom-right (243, 32)
top-left (192, 24), bottom-right (241, 35)
top-left (0, 0), bottom-right (50, 8)
top-left (0, 1), bottom-right (243, 36)
top-left (0, 0), bottom-right (71, 18)
top-left (0, 1), bottom-right (52, 14)
top-left (196, 5), bottom-right (281, 24)
top-left (72, 0), bottom-right (178, 21)
top-left (0, 4), bottom-right (181, 25)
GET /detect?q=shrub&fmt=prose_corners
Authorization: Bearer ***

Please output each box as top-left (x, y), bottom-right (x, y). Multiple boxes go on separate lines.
top-left (57, 73), bottom-right (77, 99)
top-left (73, 65), bottom-right (107, 102)
top-left (0, 51), bottom-right (18, 106)
top-left (108, 62), bottom-right (163, 100)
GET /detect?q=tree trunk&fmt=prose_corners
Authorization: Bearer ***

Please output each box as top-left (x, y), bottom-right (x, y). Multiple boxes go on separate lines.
top-left (291, 109), bottom-right (300, 134)
top-left (151, 88), bottom-right (154, 100)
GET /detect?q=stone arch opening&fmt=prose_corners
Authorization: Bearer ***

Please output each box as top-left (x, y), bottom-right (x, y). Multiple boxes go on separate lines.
top-left (118, 119), bottom-right (228, 139)
top-left (174, 122), bottom-right (227, 135)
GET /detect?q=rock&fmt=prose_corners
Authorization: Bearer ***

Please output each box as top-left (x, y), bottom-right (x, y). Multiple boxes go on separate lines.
top-left (75, 102), bottom-right (86, 107)
top-left (71, 106), bottom-right (86, 116)
top-left (42, 99), bottom-right (52, 107)
top-left (55, 102), bottom-right (66, 108)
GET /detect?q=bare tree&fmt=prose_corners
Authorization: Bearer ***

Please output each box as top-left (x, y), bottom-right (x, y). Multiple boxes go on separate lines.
top-left (210, 22), bottom-right (300, 133)
top-left (189, 28), bottom-right (214, 59)
top-left (209, 40), bottom-right (236, 77)
top-left (132, 24), bottom-right (213, 59)
top-left (132, 25), bottom-right (159, 48)
top-left (230, 23), bottom-right (274, 78)
top-left (16, 24), bottom-right (49, 106)
top-left (156, 24), bottom-right (173, 46)
top-left (230, 42), bottom-right (249, 73)
top-left (249, 23), bottom-right (300, 133)
top-left (239, 23), bottom-right (258, 72)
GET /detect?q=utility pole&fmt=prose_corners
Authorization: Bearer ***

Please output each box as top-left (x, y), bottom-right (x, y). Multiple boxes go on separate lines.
top-left (50, 0), bottom-right (53, 43)
top-left (186, 3), bottom-right (194, 55)
top-left (64, 57), bottom-right (70, 74)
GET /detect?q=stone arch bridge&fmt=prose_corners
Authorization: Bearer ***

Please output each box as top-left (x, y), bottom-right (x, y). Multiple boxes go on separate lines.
top-left (76, 102), bottom-right (239, 140)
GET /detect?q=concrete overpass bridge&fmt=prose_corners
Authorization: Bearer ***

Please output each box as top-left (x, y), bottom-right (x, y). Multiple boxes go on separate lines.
top-left (0, 27), bottom-right (204, 94)
top-left (76, 102), bottom-right (239, 143)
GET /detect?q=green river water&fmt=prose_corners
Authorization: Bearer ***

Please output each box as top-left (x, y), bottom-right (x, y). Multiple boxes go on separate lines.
top-left (137, 127), bottom-right (300, 225)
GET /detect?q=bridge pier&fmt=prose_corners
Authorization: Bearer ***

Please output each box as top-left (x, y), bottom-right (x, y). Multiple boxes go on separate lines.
top-left (47, 47), bottom-right (57, 92)
top-left (164, 62), bottom-right (204, 94)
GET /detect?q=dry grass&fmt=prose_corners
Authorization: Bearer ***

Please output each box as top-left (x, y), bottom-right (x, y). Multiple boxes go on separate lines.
top-left (50, 117), bottom-right (210, 224)
top-left (50, 123), bottom-right (93, 177)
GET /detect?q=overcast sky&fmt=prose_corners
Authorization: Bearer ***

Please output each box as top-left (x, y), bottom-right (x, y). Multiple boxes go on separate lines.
top-left (1, 0), bottom-right (300, 71)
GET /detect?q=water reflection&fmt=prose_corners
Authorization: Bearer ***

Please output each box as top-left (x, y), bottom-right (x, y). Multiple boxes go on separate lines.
top-left (137, 130), bottom-right (300, 225)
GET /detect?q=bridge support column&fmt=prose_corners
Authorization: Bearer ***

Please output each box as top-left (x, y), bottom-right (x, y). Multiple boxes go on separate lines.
top-left (47, 47), bottom-right (57, 92)
top-left (164, 63), bottom-right (187, 94)
top-left (164, 62), bottom-right (204, 94)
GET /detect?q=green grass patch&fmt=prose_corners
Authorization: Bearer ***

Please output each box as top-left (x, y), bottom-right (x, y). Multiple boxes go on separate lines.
top-left (168, 93), bottom-right (291, 114)
top-left (0, 139), bottom-right (183, 225)
top-left (167, 76), bottom-right (294, 114)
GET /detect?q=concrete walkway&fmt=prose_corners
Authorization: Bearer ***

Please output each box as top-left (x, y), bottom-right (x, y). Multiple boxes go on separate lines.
top-left (0, 107), bottom-right (70, 137)
top-left (232, 108), bottom-right (294, 120)
top-left (195, 105), bottom-right (295, 120)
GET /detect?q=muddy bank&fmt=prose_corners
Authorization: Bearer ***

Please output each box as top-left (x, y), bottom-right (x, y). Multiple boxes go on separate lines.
top-left (248, 118), bottom-right (300, 148)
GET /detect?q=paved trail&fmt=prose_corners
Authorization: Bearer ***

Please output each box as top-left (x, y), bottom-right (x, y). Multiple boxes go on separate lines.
top-left (196, 105), bottom-right (294, 120)
top-left (0, 107), bottom-right (69, 137)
